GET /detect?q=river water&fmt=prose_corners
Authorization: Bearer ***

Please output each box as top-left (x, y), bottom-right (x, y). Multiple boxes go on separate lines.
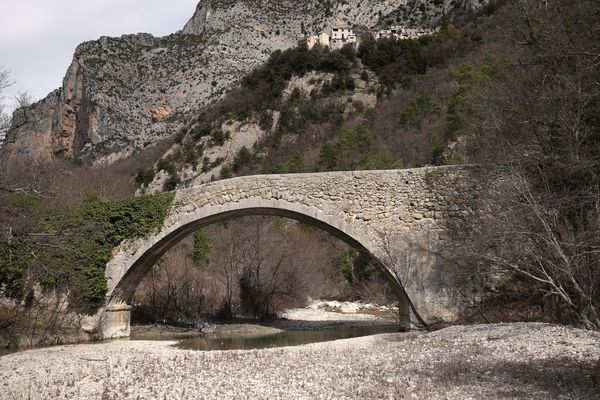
top-left (167, 325), bottom-right (399, 351)
top-left (0, 324), bottom-right (397, 357)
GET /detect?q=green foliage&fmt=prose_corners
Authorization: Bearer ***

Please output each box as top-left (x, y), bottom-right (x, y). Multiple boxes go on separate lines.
top-left (242, 45), bottom-right (354, 111)
top-left (135, 168), bottom-right (155, 187)
top-left (44, 192), bottom-right (174, 245)
top-left (447, 60), bottom-right (499, 137)
top-left (322, 73), bottom-right (355, 94)
top-left (210, 128), bottom-right (229, 146)
top-left (10, 195), bottom-right (41, 210)
top-left (286, 153), bottom-right (306, 173)
top-left (0, 241), bottom-right (30, 298)
top-left (319, 143), bottom-right (337, 170)
top-left (341, 251), bottom-right (371, 283)
top-left (319, 124), bottom-right (397, 171)
top-left (339, 44), bottom-right (357, 64)
top-left (210, 157), bottom-right (225, 169)
top-left (338, 125), bottom-right (375, 157)
top-left (0, 193), bottom-right (175, 310)
top-left (273, 217), bottom-right (286, 232)
top-left (276, 92), bottom-right (343, 139)
top-left (358, 37), bottom-right (428, 90)
top-left (191, 123), bottom-right (212, 140)
top-left (424, 169), bottom-right (444, 187)
top-left (318, 51), bottom-right (351, 73)
top-left (258, 110), bottom-right (274, 132)
top-left (232, 146), bottom-right (257, 173)
top-left (363, 107), bottom-right (377, 123)
top-left (156, 158), bottom-right (176, 175)
top-left (271, 163), bottom-right (286, 174)
top-left (166, 38), bottom-right (360, 181)
top-left (193, 229), bottom-right (211, 267)
top-left (163, 174), bottom-right (180, 192)
top-left (429, 136), bottom-right (445, 166)
top-left (400, 92), bottom-right (441, 128)
top-left (358, 147), bottom-right (397, 170)
top-left (220, 165), bottom-right (233, 180)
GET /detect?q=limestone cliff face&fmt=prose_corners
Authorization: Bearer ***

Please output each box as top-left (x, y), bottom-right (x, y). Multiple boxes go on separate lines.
top-left (1, 0), bottom-right (490, 165)
top-left (3, 33), bottom-right (215, 164)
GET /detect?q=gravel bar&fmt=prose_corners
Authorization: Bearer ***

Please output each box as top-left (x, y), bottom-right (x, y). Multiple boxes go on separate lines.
top-left (1, 323), bottom-right (598, 399)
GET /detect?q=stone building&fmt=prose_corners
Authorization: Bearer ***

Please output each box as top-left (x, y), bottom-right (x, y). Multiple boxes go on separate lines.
top-left (306, 32), bottom-right (330, 49)
top-left (375, 25), bottom-right (438, 40)
top-left (307, 24), bottom-right (438, 52)
top-left (330, 27), bottom-right (358, 50)
top-left (307, 27), bottom-right (357, 50)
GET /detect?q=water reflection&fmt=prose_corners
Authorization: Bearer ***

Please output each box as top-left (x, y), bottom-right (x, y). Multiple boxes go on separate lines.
top-left (175, 325), bottom-right (399, 351)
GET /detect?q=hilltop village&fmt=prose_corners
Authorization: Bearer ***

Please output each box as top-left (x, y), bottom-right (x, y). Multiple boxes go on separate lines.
top-left (306, 25), bottom-right (439, 50)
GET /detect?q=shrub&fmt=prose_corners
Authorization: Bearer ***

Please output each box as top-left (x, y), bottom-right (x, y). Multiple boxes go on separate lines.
top-left (135, 168), bottom-right (155, 187)
top-left (358, 37), bottom-right (428, 90)
top-left (220, 165), bottom-right (233, 179)
top-left (319, 143), bottom-right (337, 171)
top-left (429, 136), bottom-right (445, 166)
top-left (447, 60), bottom-right (499, 137)
top-left (400, 92), bottom-right (441, 128)
top-left (210, 128), bottom-right (228, 146)
top-left (10, 195), bottom-right (41, 210)
top-left (156, 158), bottom-right (176, 175)
top-left (163, 174), bottom-right (180, 191)
top-left (0, 193), bottom-right (175, 311)
top-left (232, 146), bottom-right (256, 172)
top-left (193, 229), bottom-right (211, 266)
top-left (341, 251), bottom-right (372, 284)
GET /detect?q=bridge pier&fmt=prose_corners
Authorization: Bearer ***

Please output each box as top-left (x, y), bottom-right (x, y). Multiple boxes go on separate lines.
top-left (399, 296), bottom-right (412, 331)
top-left (99, 304), bottom-right (131, 339)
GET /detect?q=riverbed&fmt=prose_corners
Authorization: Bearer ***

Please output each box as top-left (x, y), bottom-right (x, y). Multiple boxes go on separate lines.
top-left (1, 303), bottom-right (599, 399)
top-left (130, 299), bottom-right (399, 351)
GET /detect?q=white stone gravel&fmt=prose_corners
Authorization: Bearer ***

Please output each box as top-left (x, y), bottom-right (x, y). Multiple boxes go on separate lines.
top-left (279, 299), bottom-right (394, 328)
top-left (1, 323), bottom-right (598, 400)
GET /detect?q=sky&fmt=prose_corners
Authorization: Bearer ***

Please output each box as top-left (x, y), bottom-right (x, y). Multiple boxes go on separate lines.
top-left (0, 0), bottom-right (199, 106)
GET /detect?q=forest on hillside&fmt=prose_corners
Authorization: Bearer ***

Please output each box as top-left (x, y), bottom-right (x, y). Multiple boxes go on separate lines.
top-left (0, 0), bottom-right (598, 347)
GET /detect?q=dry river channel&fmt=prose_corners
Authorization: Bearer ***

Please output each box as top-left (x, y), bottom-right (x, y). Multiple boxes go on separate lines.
top-left (1, 301), bottom-right (599, 399)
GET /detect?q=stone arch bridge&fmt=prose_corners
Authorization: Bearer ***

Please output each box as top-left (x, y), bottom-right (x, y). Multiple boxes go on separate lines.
top-left (89, 166), bottom-right (483, 338)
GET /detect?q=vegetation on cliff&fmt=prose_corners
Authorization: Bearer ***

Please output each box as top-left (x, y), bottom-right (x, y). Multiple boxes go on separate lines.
top-left (0, 183), bottom-right (174, 346)
top-left (1, 192), bottom-right (174, 311)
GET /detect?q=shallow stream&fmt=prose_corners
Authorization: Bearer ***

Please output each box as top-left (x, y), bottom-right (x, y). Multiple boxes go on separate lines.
top-left (144, 325), bottom-right (399, 351)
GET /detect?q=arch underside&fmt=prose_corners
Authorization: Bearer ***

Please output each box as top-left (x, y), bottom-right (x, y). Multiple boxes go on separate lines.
top-left (108, 205), bottom-right (411, 324)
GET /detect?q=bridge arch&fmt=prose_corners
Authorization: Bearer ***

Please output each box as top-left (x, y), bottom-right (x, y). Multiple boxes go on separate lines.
top-left (91, 167), bottom-right (481, 338)
top-left (101, 198), bottom-right (410, 338)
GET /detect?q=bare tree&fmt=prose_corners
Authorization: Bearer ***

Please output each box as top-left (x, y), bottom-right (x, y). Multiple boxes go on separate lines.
top-left (229, 219), bottom-right (315, 319)
top-left (204, 217), bottom-right (347, 319)
top-left (0, 68), bottom-right (13, 142)
top-left (133, 237), bottom-right (220, 328)
top-left (0, 261), bottom-right (87, 348)
top-left (457, 1), bottom-right (600, 329)
top-left (13, 90), bottom-right (32, 109)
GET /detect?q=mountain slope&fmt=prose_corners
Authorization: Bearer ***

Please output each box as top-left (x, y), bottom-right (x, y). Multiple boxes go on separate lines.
top-left (0, 0), bottom-right (490, 165)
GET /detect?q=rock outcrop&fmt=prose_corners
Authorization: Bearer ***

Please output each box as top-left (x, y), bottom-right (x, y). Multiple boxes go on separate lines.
top-left (0, 0), bottom-right (490, 165)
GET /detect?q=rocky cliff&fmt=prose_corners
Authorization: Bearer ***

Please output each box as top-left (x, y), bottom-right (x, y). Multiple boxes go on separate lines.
top-left (1, 0), bottom-right (490, 165)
